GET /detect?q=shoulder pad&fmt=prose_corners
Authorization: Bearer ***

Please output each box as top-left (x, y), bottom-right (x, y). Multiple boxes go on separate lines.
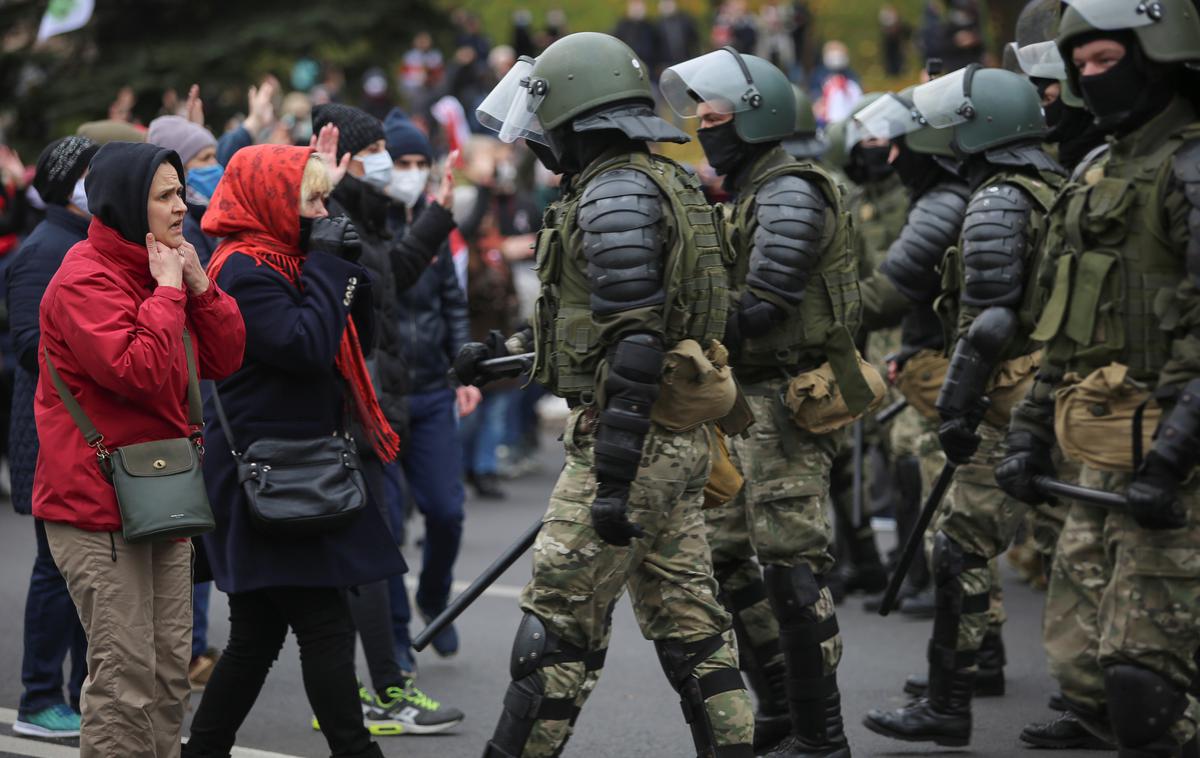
top-left (960, 182), bottom-right (1034, 309)
top-left (879, 183), bottom-right (969, 303)
top-left (580, 168), bottom-right (667, 316)
top-left (983, 145), bottom-right (1067, 178)
top-left (578, 168), bottom-right (664, 233)
top-left (749, 173), bottom-right (829, 304)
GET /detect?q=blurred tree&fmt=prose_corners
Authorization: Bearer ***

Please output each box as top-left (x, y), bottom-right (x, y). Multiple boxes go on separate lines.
top-left (0, 0), bottom-right (448, 151)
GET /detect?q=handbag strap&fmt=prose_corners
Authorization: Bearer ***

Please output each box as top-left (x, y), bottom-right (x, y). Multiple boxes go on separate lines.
top-left (208, 382), bottom-right (241, 457)
top-left (43, 329), bottom-right (203, 455)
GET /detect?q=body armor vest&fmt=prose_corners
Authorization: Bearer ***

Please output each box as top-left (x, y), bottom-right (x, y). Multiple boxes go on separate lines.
top-left (1032, 104), bottom-right (1200, 381)
top-left (530, 150), bottom-right (729, 399)
top-left (729, 149), bottom-right (862, 374)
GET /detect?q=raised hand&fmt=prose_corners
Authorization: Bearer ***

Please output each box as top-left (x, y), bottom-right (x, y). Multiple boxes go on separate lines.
top-left (242, 76), bottom-right (279, 138)
top-left (185, 83), bottom-right (205, 126)
top-left (179, 239), bottom-right (210, 295)
top-left (435, 149), bottom-right (460, 208)
top-left (0, 146), bottom-right (26, 189)
top-left (146, 233), bottom-right (184, 290)
top-left (310, 123), bottom-right (350, 186)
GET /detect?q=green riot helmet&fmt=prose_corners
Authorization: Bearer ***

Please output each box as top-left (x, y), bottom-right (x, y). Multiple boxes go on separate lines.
top-left (912, 64), bottom-right (1047, 155)
top-left (783, 84), bottom-right (824, 159)
top-left (661, 48), bottom-right (797, 143)
top-left (476, 32), bottom-right (686, 149)
top-left (822, 118), bottom-right (851, 169)
top-left (1009, 0), bottom-right (1083, 106)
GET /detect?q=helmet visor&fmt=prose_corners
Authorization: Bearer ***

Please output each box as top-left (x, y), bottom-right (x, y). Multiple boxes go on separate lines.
top-left (912, 68), bottom-right (973, 129)
top-left (476, 58), bottom-right (548, 145)
top-left (1062, 0), bottom-right (1158, 30)
top-left (661, 49), bottom-right (760, 118)
top-left (1011, 40), bottom-right (1069, 79)
top-left (850, 93), bottom-right (924, 144)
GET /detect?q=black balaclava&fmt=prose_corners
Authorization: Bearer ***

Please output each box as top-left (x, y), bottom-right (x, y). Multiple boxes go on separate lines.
top-left (1074, 31), bottom-right (1177, 135)
top-left (1031, 76), bottom-right (1106, 170)
top-left (540, 122), bottom-right (634, 176)
top-left (846, 143), bottom-right (894, 185)
top-left (85, 141), bottom-right (185, 244)
top-left (697, 119), bottom-right (748, 176)
top-left (891, 139), bottom-right (957, 199)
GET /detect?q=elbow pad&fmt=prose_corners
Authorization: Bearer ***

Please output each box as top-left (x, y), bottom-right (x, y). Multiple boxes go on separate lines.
top-left (935, 307), bottom-right (1016, 422)
top-left (594, 333), bottom-right (664, 486)
top-left (1151, 378), bottom-right (1200, 476)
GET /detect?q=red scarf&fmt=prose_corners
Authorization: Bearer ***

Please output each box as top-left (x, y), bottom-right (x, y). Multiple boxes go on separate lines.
top-left (203, 145), bottom-right (400, 462)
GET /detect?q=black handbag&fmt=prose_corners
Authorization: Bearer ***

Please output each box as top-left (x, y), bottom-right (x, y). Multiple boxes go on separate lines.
top-left (44, 331), bottom-right (215, 543)
top-left (210, 385), bottom-right (367, 537)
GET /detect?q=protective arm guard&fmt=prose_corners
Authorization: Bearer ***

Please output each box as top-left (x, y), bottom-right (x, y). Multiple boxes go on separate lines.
top-left (594, 333), bottom-right (665, 489)
top-left (959, 182), bottom-right (1034, 309)
top-left (1149, 378), bottom-right (1200, 477)
top-left (578, 168), bottom-right (667, 316)
top-left (879, 183), bottom-right (970, 304)
top-left (937, 307), bottom-right (1018, 423)
top-left (746, 174), bottom-right (828, 308)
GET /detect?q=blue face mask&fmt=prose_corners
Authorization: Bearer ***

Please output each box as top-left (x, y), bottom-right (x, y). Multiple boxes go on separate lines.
top-left (186, 164), bottom-right (224, 200)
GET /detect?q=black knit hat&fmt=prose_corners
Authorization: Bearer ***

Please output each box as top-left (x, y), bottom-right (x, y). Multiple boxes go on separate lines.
top-left (86, 141), bottom-right (185, 244)
top-left (311, 104), bottom-right (386, 160)
top-left (34, 136), bottom-right (99, 207)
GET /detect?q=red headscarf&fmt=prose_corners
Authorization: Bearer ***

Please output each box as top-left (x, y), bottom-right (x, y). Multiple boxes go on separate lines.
top-left (204, 145), bottom-right (400, 461)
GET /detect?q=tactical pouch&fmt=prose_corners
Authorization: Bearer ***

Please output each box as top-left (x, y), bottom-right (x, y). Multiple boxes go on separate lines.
top-left (894, 350), bottom-right (950, 421)
top-left (782, 351), bottom-right (887, 435)
top-left (650, 339), bottom-right (738, 433)
top-left (702, 424), bottom-right (744, 509)
top-left (1054, 363), bottom-right (1161, 472)
top-left (984, 350), bottom-right (1042, 428)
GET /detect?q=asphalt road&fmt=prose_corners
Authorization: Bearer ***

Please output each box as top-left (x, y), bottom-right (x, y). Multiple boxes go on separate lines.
top-left (0, 429), bottom-right (1104, 758)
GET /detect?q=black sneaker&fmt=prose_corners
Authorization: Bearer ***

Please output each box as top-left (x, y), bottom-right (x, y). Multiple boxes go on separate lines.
top-left (1020, 711), bottom-right (1114, 750)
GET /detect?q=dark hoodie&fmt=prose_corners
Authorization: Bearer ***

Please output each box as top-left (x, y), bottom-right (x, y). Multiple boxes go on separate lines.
top-left (85, 141), bottom-right (185, 244)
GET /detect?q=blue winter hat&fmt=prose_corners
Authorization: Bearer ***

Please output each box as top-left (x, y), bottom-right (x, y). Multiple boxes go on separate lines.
top-left (384, 108), bottom-right (432, 163)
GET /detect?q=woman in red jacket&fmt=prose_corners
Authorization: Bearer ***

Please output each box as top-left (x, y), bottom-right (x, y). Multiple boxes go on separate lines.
top-left (35, 140), bottom-right (245, 758)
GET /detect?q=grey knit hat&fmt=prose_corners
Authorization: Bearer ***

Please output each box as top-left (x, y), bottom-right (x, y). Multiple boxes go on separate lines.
top-left (147, 115), bottom-right (217, 166)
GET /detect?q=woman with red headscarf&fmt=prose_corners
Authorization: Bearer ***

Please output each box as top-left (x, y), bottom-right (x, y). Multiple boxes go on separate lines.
top-left (182, 143), bottom-right (403, 758)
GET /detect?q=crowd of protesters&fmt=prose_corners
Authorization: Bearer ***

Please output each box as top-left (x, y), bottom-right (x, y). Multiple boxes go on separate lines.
top-left (0, 2), bottom-right (975, 753)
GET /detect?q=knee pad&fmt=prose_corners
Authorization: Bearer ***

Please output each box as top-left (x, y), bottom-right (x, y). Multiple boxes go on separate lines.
top-left (762, 563), bottom-right (822, 624)
top-left (1105, 664), bottom-right (1188, 749)
top-left (655, 635), bottom-right (751, 757)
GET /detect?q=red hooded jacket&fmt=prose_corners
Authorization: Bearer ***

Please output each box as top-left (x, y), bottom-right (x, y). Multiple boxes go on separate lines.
top-left (34, 216), bottom-right (246, 531)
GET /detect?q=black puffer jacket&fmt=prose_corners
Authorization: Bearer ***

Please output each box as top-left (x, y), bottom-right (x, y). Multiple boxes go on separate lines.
top-left (330, 176), bottom-right (458, 430)
top-left (388, 195), bottom-right (470, 395)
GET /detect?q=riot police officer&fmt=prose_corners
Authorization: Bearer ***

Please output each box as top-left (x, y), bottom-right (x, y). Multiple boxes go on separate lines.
top-left (998, 0), bottom-right (1200, 755)
top-left (460, 32), bottom-right (755, 758)
top-left (861, 65), bottom-right (1067, 746)
top-left (663, 48), bottom-right (877, 758)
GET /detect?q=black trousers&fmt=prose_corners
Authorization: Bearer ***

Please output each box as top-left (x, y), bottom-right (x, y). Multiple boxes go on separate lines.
top-left (183, 587), bottom-right (377, 758)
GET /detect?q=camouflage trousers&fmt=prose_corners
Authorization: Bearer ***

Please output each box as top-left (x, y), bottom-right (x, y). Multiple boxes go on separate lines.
top-left (1044, 465), bottom-right (1200, 747)
top-left (706, 381), bottom-right (842, 678)
top-left (515, 407), bottom-right (754, 756)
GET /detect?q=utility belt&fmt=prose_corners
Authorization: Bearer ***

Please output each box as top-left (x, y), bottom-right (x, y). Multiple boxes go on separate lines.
top-left (1054, 363), bottom-right (1161, 473)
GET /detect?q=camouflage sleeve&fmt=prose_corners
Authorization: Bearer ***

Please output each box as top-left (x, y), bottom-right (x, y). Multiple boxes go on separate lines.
top-left (1155, 142), bottom-right (1200, 392)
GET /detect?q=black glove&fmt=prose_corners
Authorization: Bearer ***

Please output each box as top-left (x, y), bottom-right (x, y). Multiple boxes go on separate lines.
top-left (995, 429), bottom-right (1056, 505)
top-left (452, 342), bottom-right (491, 387)
top-left (1126, 452), bottom-right (1187, 530)
top-left (939, 416), bottom-right (982, 465)
top-left (308, 216), bottom-right (362, 262)
top-left (591, 482), bottom-right (645, 547)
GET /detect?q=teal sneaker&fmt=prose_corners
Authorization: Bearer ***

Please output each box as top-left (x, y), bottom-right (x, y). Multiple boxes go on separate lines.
top-left (14, 704), bottom-right (81, 739)
top-left (372, 678), bottom-right (464, 735)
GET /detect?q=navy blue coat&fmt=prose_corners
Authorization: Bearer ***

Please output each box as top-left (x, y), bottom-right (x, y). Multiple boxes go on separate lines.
top-left (5, 206), bottom-right (90, 514)
top-left (200, 248), bottom-right (406, 593)
top-left (184, 202), bottom-right (218, 268)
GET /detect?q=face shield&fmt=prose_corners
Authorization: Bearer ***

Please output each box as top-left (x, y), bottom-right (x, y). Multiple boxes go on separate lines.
top-left (1011, 40), bottom-right (1069, 79)
top-left (476, 57), bottom-right (550, 145)
top-left (849, 94), bottom-right (926, 146)
top-left (912, 67), bottom-right (975, 129)
top-left (660, 48), bottom-right (763, 118)
top-left (1062, 0), bottom-right (1161, 29)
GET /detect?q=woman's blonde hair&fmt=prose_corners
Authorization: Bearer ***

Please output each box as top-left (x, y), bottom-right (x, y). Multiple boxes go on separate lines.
top-left (301, 154), bottom-right (332, 202)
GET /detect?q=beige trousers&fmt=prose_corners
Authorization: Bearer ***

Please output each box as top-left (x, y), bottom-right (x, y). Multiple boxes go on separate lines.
top-left (45, 521), bottom-right (193, 758)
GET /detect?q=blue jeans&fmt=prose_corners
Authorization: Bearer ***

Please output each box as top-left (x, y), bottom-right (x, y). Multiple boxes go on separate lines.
top-left (400, 388), bottom-right (465, 617)
top-left (193, 582), bottom-right (212, 658)
top-left (460, 390), bottom-right (514, 475)
top-left (20, 518), bottom-right (87, 718)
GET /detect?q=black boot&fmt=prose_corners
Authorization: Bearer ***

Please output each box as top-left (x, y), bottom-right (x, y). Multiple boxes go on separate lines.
top-left (1020, 711), bottom-right (1115, 750)
top-left (863, 664), bottom-right (974, 747)
top-left (763, 564), bottom-right (851, 758)
top-left (898, 586), bottom-right (936, 618)
top-left (902, 630), bottom-right (1005, 698)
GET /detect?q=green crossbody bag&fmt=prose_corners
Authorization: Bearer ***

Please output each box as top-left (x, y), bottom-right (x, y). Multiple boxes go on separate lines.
top-left (44, 330), bottom-right (215, 543)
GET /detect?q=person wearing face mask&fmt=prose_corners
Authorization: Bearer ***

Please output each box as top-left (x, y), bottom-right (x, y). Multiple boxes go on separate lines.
top-left (6, 135), bottom-right (98, 742)
top-left (664, 48), bottom-right (880, 758)
top-left (308, 104), bottom-right (467, 736)
top-left (36, 140), bottom-right (245, 757)
top-left (148, 115), bottom-right (224, 268)
top-left (996, 1), bottom-right (1200, 755)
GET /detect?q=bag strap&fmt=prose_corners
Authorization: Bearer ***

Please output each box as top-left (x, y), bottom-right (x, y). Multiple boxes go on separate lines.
top-left (43, 328), bottom-right (203, 454)
top-left (207, 382), bottom-right (241, 457)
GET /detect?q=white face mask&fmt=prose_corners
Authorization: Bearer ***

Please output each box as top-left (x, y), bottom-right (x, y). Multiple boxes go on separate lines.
top-left (358, 151), bottom-right (394, 189)
top-left (387, 167), bottom-right (430, 208)
top-left (70, 177), bottom-right (89, 215)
